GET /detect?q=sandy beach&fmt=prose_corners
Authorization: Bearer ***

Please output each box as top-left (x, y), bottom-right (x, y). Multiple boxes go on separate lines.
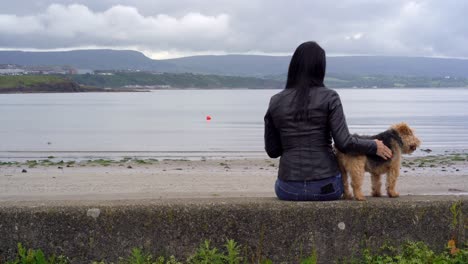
top-left (1, 152), bottom-right (467, 201)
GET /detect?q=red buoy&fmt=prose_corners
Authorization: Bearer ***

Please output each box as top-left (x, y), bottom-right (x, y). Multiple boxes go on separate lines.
top-left (206, 115), bottom-right (212, 121)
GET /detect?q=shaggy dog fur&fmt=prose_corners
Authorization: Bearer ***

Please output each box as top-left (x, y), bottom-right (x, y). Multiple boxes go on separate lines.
top-left (335, 122), bottom-right (421, 201)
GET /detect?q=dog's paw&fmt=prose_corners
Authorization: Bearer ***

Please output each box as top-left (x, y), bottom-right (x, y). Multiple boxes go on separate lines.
top-left (343, 193), bottom-right (354, 200)
top-left (355, 195), bottom-right (366, 201)
top-left (387, 191), bottom-right (400, 198)
top-left (371, 191), bottom-right (382, 197)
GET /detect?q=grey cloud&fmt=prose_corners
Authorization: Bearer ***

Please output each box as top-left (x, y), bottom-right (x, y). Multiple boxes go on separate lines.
top-left (0, 0), bottom-right (467, 58)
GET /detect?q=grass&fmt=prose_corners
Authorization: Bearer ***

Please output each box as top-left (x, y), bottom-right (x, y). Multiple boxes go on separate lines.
top-left (3, 240), bottom-right (467, 264)
top-left (4, 243), bottom-right (68, 264)
top-left (0, 75), bottom-right (67, 89)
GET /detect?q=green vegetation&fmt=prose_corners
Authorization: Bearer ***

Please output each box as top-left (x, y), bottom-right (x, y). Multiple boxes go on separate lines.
top-left (401, 154), bottom-right (468, 168)
top-left (4, 243), bottom-right (68, 264)
top-left (0, 75), bottom-right (105, 93)
top-left (68, 72), bottom-right (283, 89)
top-left (3, 72), bottom-right (468, 91)
top-left (268, 72), bottom-right (468, 88)
top-left (72, 71), bottom-right (468, 89)
top-left (4, 240), bottom-right (467, 264)
top-left (324, 74), bottom-right (468, 88)
top-left (0, 161), bottom-right (20, 166)
top-left (0, 158), bottom-right (165, 168)
top-left (0, 75), bottom-right (66, 89)
top-left (344, 241), bottom-right (467, 264)
top-left (0, 75), bottom-right (136, 93)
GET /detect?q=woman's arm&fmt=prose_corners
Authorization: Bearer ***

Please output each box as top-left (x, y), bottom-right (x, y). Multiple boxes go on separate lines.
top-left (329, 92), bottom-right (392, 159)
top-left (264, 109), bottom-right (283, 158)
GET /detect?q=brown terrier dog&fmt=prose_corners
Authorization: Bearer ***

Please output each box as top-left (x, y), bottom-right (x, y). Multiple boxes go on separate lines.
top-left (336, 122), bottom-right (421, 201)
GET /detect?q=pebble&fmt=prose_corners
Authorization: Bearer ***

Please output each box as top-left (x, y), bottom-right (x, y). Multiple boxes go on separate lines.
top-left (338, 222), bottom-right (346, 230)
top-left (87, 208), bottom-right (101, 219)
top-left (127, 165), bottom-right (133, 169)
top-left (21, 169), bottom-right (27, 173)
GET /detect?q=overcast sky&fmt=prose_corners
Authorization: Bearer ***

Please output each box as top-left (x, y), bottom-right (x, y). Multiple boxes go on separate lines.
top-left (0, 0), bottom-right (467, 59)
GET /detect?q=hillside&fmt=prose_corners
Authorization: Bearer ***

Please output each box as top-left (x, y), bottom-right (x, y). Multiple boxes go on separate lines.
top-left (69, 72), bottom-right (468, 89)
top-left (0, 50), bottom-right (176, 71)
top-left (69, 72), bottom-right (284, 89)
top-left (0, 75), bottom-right (128, 93)
top-left (2, 50), bottom-right (468, 78)
top-left (167, 55), bottom-right (468, 77)
top-left (2, 73), bottom-right (467, 92)
top-left (165, 55), bottom-right (290, 77)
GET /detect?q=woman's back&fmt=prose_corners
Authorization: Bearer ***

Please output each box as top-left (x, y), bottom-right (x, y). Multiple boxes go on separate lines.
top-left (266, 86), bottom-right (341, 181)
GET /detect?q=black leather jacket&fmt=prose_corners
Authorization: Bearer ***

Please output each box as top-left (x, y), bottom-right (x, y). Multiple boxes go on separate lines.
top-left (264, 87), bottom-right (377, 181)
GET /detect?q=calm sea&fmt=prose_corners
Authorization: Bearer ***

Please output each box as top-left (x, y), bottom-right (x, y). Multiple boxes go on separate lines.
top-left (1, 88), bottom-right (467, 160)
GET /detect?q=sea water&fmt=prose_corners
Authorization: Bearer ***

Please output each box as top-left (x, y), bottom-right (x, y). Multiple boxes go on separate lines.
top-left (0, 88), bottom-right (467, 160)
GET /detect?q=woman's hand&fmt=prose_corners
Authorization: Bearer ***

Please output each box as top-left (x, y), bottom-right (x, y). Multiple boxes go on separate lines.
top-left (374, 139), bottom-right (393, 160)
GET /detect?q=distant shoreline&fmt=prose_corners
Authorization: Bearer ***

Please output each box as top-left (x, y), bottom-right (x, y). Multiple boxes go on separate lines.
top-left (2, 72), bottom-right (468, 93)
top-left (0, 87), bottom-right (148, 94)
top-left (3, 86), bottom-right (468, 94)
top-left (0, 75), bottom-right (150, 94)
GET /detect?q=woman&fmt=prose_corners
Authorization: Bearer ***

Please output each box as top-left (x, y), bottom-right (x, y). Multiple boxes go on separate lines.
top-left (264, 41), bottom-right (392, 201)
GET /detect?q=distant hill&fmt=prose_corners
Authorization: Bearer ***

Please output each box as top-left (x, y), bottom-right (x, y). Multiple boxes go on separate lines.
top-left (168, 55), bottom-right (468, 77)
top-left (0, 50), bottom-right (176, 71)
top-left (164, 55), bottom-right (290, 77)
top-left (2, 50), bottom-right (468, 77)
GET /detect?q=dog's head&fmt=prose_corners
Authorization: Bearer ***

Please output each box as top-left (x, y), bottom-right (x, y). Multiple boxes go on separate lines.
top-left (391, 122), bottom-right (421, 154)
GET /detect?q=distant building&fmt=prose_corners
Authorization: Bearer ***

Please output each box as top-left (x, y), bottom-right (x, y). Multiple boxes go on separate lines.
top-left (77, 69), bottom-right (94, 75)
top-left (0, 65), bottom-right (79, 75)
top-left (96, 72), bottom-right (114, 76)
top-left (0, 69), bottom-right (25, 75)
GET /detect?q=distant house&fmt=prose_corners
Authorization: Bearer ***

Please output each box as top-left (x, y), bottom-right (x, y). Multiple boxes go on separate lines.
top-left (96, 72), bottom-right (114, 76)
top-left (0, 69), bottom-right (25, 75)
top-left (77, 69), bottom-right (94, 75)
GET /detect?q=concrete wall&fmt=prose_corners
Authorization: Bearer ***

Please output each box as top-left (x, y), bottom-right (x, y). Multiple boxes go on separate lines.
top-left (0, 196), bottom-right (466, 263)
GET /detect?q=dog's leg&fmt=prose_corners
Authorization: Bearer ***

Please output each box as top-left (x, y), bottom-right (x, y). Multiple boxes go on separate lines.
top-left (371, 173), bottom-right (382, 197)
top-left (386, 167), bottom-right (400, 198)
top-left (339, 164), bottom-right (353, 200)
top-left (349, 161), bottom-right (366, 201)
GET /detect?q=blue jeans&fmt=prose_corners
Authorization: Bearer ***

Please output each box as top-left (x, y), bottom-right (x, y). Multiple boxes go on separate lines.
top-left (275, 174), bottom-right (343, 201)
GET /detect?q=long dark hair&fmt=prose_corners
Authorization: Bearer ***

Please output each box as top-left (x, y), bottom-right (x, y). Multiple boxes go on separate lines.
top-left (286, 41), bottom-right (326, 120)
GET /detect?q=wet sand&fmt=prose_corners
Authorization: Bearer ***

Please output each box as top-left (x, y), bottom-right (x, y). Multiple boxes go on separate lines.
top-left (0, 154), bottom-right (467, 201)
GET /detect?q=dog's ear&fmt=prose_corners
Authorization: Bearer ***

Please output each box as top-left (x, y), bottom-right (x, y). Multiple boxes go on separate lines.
top-left (392, 122), bottom-right (413, 135)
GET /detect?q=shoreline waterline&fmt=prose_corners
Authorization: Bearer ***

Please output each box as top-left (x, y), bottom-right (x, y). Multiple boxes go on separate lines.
top-left (0, 148), bottom-right (466, 162)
